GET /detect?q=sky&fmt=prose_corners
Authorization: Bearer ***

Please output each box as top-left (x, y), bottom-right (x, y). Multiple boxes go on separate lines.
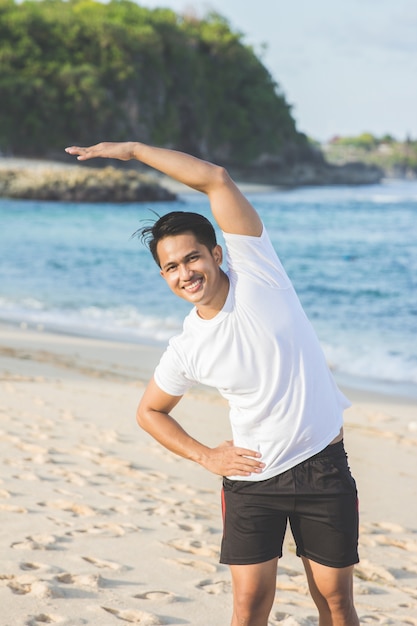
top-left (136, 0), bottom-right (417, 142)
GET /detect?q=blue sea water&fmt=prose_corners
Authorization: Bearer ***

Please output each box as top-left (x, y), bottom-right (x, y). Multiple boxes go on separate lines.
top-left (0, 180), bottom-right (416, 398)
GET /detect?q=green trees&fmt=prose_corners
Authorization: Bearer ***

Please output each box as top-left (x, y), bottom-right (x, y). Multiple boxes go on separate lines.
top-left (324, 133), bottom-right (417, 177)
top-left (0, 0), bottom-right (307, 164)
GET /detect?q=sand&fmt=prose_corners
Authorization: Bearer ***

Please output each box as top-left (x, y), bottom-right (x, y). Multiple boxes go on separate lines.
top-left (0, 322), bottom-right (416, 625)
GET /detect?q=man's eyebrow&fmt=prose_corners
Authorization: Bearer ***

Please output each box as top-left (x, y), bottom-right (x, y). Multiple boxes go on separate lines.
top-left (161, 260), bottom-right (176, 270)
top-left (184, 249), bottom-right (200, 259)
top-left (161, 249), bottom-right (201, 271)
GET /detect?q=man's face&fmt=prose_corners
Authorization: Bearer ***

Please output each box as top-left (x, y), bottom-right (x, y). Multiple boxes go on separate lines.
top-left (157, 233), bottom-right (224, 312)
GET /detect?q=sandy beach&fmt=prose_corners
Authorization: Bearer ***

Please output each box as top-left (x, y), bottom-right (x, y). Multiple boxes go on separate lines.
top-left (0, 323), bottom-right (416, 625)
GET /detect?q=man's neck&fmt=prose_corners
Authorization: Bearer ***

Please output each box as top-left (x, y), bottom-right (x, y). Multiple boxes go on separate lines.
top-left (196, 271), bottom-right (229, 320)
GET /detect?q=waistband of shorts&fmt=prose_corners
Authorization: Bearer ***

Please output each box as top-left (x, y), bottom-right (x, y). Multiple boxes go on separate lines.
top-left (308, 439), bottom-right (345, 461)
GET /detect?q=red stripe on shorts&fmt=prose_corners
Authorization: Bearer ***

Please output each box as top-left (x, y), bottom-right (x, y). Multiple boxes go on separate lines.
top-left (221, 487), bottom-right (226, 536)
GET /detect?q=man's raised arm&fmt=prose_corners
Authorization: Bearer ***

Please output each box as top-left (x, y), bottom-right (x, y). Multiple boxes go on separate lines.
top-left (65, 141), bottom-right (262, 237)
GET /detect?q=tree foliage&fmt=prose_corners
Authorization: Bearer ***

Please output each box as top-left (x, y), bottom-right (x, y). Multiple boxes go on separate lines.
top-left (0, 0), bottom-right (307, 164)
top-left (325, 133), bottom-right (417, 175)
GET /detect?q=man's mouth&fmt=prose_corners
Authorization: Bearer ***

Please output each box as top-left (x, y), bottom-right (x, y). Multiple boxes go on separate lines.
top-left (183, 277), bottom-right (203, 293)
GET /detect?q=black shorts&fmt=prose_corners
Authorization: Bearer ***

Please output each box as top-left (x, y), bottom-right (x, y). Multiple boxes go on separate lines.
top-left (220, 440), bottom-right (359, 568)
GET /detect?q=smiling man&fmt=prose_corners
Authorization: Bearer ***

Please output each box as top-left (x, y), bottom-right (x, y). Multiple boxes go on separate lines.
top-left (66, 141), bottom-right (359, 626)
top-left (155, 220), bottom-right (229, 316)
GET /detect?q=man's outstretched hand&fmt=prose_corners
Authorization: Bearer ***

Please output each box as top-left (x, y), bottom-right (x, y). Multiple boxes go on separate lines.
top-left (65, 142), bottom-right (137, 162)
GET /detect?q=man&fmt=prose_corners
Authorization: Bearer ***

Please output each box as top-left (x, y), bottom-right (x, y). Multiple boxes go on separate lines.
top-left (65, 141), bottom-right (360, 626)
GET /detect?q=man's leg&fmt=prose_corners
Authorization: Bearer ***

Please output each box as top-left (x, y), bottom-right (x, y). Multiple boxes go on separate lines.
top-left (302, 557), bottom-right (359, 626)
top-left (229, 557), bottom-right (278, 626)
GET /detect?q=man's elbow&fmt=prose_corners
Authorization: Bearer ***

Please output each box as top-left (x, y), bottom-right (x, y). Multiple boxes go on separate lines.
top-left (211, 164), bottom-right (232, 188)
top-left (136, 403), bottom-right (151, 432)
top-left (197, 163), bottom-right (231, 195)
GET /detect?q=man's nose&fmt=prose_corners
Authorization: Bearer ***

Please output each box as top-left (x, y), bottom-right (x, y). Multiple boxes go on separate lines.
top-left (179, 263), bottom-right (192, 280)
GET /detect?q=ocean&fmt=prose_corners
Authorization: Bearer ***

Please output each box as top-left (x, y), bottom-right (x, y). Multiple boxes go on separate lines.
top-left (1, 180), bottom-right (416, 398)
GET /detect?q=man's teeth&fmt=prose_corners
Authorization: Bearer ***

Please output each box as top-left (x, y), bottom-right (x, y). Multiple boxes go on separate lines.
top-left (185, 279), bottom-right (201, 290)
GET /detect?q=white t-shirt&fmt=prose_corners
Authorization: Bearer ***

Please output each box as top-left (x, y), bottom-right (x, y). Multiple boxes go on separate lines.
top-left (154, 226), bottom-right (350, 480)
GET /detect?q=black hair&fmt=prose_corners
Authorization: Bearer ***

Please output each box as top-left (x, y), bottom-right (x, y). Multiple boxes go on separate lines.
top-left (134, 211), bottom-right (217, 266)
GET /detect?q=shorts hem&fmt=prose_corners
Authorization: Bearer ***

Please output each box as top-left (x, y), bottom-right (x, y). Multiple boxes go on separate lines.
top-left (296, 550), bottom-right (360, 569)
top-left (220, 551), bottom-right (282, 566)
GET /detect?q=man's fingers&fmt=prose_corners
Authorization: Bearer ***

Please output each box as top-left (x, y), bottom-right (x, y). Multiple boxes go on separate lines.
top-left (235, 447), bottom-right (262, 460)
top-left (203, 442), bottom-right (265, 476)
top-left (65, 142), bottom-right (135, 162)
top-left (65, 144), bottom-right (106, 159)
top-left (231, 449), bottom-right (265, 474)
top-left (65, 146), bottom-right (89, 160)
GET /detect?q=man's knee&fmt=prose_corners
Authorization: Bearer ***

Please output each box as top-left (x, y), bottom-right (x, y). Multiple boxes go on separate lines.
top-left (325, 588), bottom-right (356, 621)
top-left (232, 578), bottom-right (276, 623)
top-left (230, 558), bottom-right (278, 625)
top-left (233, 587), bottom-right (273, 624)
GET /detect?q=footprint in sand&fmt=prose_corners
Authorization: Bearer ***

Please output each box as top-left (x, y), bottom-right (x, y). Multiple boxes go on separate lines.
top-left (354, 581), bottom-right (388, 596)
top-left (11, 534), bottom-right (62, 551)
top-left (99, 490), bottom-right (136, 502)
top-left (37, 499), bottom-right (96, 517)
top-left (12, 471), bottom-right (39, 481)
top-left (363, 521), bottom-right (405, 534)
top-left (101, 606), bottom-right (163, 624)
top-left (55, 572), bottom-right (102, 589)
top-left (144, 504), bottom-right (183, 518)
top-left (354, 559), bottom-right (396, 583)
top-left (82, 555), bottom-right (127, 571)
top-left (20, 562), bottom-right (59, 573)
top-left (269, 614), bottom-right (316, 626)
top-left (163, 520), bottom-right (211, 535)
top-left (146, 471), bottom-right (169, 481)
top-left (26, 613), bottom-right (65, 625)
top-left (6, 575), bottom-right (65, 599)
top-left (168, 483), bottom-right (197, 496)
top-left (276, 573), bottom-right (308, 593)
top-left (0, 502), bottom-right (27, 513)
top-left (134, 590), bottom-right (178, 603)
top-left (0, 573), bottom-right (15, 582)
top-left (196, 578), bottom-right (231, 594)
top-left (165, 557), bottom-right (218, 573)
top-left (67, 522), bottom-right (139, 538)
top-left (165, 537), bottom-right (219, 558)
top-left (17, 441), bottom-right (47, 454)
top-left (376, 535), bottom-right (417, 551)
top-left (96, 429), bottom-right (119, 443)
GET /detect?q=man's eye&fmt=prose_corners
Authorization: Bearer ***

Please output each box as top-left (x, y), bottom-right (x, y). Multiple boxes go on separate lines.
top-left (189, 255), bottom-right (199, 262)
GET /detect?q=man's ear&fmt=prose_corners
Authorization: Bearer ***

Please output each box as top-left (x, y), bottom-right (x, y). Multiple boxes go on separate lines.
top-left (213, 244), bottom-right (223, 265)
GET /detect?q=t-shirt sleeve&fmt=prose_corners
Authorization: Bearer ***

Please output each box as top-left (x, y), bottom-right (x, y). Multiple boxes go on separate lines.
top-left (223, 225), bottom-right (292, 289)
top-left (154, 341), bottom-right (196, 397)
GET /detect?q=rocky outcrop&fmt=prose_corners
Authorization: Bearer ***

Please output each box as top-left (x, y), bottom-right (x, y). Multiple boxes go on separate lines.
top-left (0, 163), bottom-right (176, 202)
top-left (229, 160), bottom-right (384, 187)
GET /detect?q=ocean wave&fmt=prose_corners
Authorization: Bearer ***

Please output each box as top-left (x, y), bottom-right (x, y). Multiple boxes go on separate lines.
top-left (1, 297), bottom-right (416, 394)
top-left (0, 300), bottom-right (182, 345)
top-left (322, 340), bottom-right (417, 388)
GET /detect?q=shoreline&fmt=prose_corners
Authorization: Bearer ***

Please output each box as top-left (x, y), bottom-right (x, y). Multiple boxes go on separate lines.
top-left (2, 319), bottom-right (416, 403)
top-left (1, 322), bottom-right (416, 624)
